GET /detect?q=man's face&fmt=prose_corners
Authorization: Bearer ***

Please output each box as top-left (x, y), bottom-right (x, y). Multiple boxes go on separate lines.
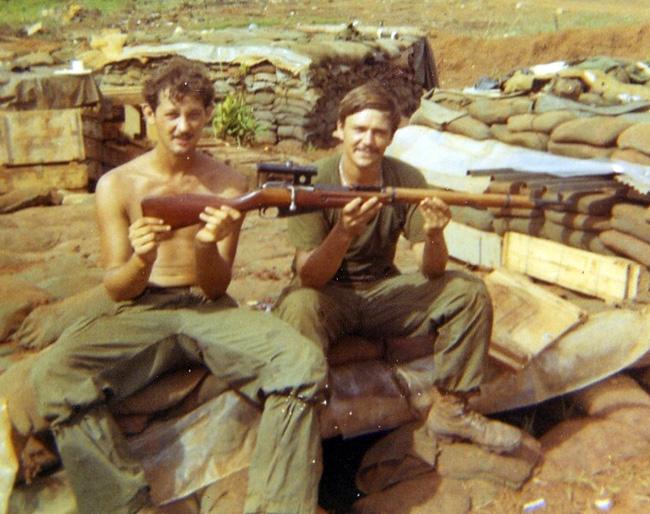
top-left (338, 108), bottom-right (395, 172)
top-left (145, 89), bottom-right (212, 157)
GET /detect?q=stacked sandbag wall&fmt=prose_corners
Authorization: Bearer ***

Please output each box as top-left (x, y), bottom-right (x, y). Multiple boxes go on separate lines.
top-left (99, 50), bottom-right (425, 147)
top-left (409, 57), bottom-right (650, 270)
top-left (412, 56), bottom-right (650, 164)
top-left (448, 172), bottom-right (650, 270)
top-left (414, 92), bottom-right (650, 165)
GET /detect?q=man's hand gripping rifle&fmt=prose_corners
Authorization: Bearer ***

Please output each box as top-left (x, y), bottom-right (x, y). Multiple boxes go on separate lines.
top-left (141, 161), bottom-right (551, 229)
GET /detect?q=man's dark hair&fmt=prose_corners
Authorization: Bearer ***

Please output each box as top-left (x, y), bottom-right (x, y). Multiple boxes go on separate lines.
top-left (337, 81), bottom-right (401, 134)
top-left (143, 56), bottom-right (215, 110)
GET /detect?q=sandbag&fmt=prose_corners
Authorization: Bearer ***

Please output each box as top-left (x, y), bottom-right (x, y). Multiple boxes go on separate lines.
top-left (532, 110), bottom-right (582, 133)
top-left (488, 207), bottom-right (543, 219)
top-left (112, 367), bottom-right (209, 416)
top-left (550, 116), bottom-right (633, 146)
top-left (543, 210), bottom-right (611, 232)
top-left (611, 216), bottom-right (650, 244)
top-left (114, 414), bottom-right (151, 436)
top-left (547, 191), bottom-right (621, 216)
top-left (0, 278), bottom-right (53, 341)
top-left (436, 435), bottom-right (540, 488)
top-left (0, 188), bottom-right (52, 214)
top-left (356, 422), bottom-right (437, 494)
top-left (490, 124), bottom-right (549, 151)
top-left (127, 391), bottom-right (261, 505)
top-left (467, 97), bottom-right (532, 125)
top-left (449, 205), bottom-right (494, 231)
top-left (611, 148), bottom-right (650, 166)
top-left (423, 90), bottom-right (473, 111)
top-left (14, 285), bottom-right (114, 351)
top-left (616, 122), bottom-right (650, 155)
top-left (599, 229), bottom-right (650, 266)
top-left (321, 360), bottom-right (414, 438)
top-left (392, 356), bottom-right (438, 418)
top-left (572, 374), bottom-right (650, 417)
top-left (408, 98), bottom-right (464, 129)
top-left (445, 115), bottom-right (492, 140)
top-left (493, 217), bottom-right (544, 236)
top-left (547, 140), bottom-right (614, 160)
top-left (353, 472), bottom-right (470, 514)
top-left (357, 422), bottom-right (540, 495)
top-left (540, 220), bottom-right (614, 255)
top-left (611, 202), bottom-right (649, 222)
top-left (505, 113), bottom-right (536, 132)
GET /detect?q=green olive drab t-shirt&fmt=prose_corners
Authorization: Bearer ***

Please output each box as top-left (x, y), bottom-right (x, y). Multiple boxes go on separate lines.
top-left (286, 154), bottom-right (429, 283)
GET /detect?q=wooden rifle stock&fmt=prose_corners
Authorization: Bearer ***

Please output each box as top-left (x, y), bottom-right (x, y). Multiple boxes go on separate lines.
top-left (141, 185), bottom-right (541, 229)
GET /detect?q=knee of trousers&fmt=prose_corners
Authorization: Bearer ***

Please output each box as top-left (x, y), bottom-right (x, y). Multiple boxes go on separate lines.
top-left (30, 345), bottom-right (102, 425)
top-left (274, 287), bottom-right (324, 324)
top-left (441, 271), bottom-right (493, 318)
top-left (262, 336), bottom-right (328, 402)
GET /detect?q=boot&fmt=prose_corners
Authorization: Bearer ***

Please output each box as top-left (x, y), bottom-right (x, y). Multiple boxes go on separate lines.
top-left (425, 388), bottom-right (522, 453)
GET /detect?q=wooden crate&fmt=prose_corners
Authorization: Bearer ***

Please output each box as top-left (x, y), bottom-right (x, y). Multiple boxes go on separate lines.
top-left (443, 220), bottom-right (502, 268)
top-left (503, 231), bottom-right (648, 302)
top-left (0, 161), bottom-right (90, 194)
top-left (0, 108), bottom-right (103, 191)
top-left (485, 269), bottom-right (586, 369)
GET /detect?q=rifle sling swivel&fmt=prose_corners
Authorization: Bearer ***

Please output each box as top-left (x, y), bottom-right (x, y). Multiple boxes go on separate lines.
top-left (289, 185), bottom-right (297, 212)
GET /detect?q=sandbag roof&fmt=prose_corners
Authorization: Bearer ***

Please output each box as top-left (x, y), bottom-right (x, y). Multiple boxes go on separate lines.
top-left (101, 25), bottom-right (426, 74)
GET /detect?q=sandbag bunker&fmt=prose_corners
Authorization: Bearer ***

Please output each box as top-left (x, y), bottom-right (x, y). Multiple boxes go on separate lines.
top-left (404, 55), bottom-right (650, 272)
top-left (97, 24), bottom-right (436, 147)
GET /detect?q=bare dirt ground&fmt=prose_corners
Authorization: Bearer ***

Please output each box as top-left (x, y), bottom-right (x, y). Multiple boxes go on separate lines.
top-left (4, 1), bottom-right (650, 512)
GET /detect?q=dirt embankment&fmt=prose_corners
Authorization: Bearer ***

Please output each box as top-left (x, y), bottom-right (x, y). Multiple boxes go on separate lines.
top-left (432, 23), bottom-right (650, 87)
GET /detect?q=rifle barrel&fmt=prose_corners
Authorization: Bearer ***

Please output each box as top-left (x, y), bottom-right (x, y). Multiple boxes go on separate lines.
top-left (392, 188), bottom-right (537, 209)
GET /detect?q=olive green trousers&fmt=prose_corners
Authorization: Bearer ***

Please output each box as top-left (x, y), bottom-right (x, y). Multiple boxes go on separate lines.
top-left (31, 288), bottom-right (327, 514)
top-left (274, 270), bottom-right (492, 393)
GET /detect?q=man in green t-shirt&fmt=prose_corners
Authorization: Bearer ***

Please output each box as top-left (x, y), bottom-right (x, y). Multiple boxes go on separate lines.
top-left (274, 82), bottom-right (521, 453)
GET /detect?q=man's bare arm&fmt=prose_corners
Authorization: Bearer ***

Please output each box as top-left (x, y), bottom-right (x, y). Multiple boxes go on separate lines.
top-left (295, 197), bottom-right (381, 288)
top-left (413, 197), bottom-right (450, 278)
top-left (193, 205), bottom-right (244, 299)
top-left (96, 173), bottom-right (170, 301)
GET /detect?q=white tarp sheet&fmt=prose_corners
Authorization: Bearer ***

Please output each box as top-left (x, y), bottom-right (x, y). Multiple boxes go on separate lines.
top-left (387, 125), bottom-right (650, 193)
top-left (119, 42), bottom-right (312, 74)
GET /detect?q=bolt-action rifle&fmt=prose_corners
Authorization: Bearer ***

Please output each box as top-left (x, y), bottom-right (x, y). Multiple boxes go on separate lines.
top-left (141, 161), bottom-right (553, 229)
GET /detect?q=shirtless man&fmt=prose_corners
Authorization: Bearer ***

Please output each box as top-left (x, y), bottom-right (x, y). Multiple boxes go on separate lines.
top-left (28, 57), bottom-right (327, 514)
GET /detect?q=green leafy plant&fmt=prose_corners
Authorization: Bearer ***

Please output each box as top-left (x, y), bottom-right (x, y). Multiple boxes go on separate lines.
top-left (212, 93), bottom-right (259, 145)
